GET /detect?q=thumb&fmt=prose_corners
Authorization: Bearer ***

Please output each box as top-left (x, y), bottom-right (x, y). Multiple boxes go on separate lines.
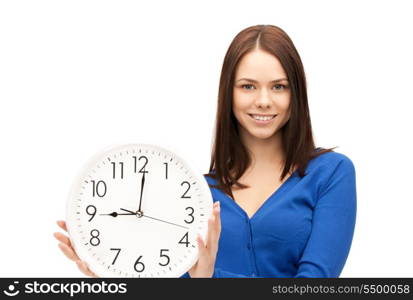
top-left (197, 234), bottom-right (207, 257)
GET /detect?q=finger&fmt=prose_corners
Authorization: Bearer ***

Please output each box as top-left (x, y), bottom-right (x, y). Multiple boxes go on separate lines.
top-left (208, 205), bottom-right (221, 253)
top-left (85, 261), bottom-right (98, 278)
top-left (53, 232), bottom-right (72, 247)
top-left (83, 261), bottom-right (98, 278)
top-left (57, 220), bottom-right (68, 232)
top-left (81, 261), bottom-right (98, 278)
top-left (197, 234), bottom-right (207, 257)
top-left (75, 260), bottom-right (88, 277)
top-left (201, 203), bottom-right (219, 252)
top-left (213, 201), bottom-right (220, 213)
top-left (209, 203), bottom-right (220, 241)
top-left (76, 260), bottom-right (97, 278)
top-left (206, 213), bottom-right (216, 250)
top-left (58, 242), bottom-right (80, 262)
top-left (213, 202), bottom-right (220, 228)
top-left (216, 201), bottom-right (221, 234)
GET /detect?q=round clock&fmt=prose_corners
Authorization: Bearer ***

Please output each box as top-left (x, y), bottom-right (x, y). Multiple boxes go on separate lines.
top-left (65, 143), bottom-right (213, 278)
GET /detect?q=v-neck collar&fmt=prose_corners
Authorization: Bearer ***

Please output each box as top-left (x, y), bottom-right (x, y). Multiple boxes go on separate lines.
top-left (217, 169), bottom-right (299, 222)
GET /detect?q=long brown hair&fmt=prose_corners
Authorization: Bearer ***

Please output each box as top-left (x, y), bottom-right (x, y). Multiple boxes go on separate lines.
top-left (206, 24), bottom-right (336, 198)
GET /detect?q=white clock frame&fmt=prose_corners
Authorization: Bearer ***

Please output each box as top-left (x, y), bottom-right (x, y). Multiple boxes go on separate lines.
top-left (66, 143), bottom-right (213, 278)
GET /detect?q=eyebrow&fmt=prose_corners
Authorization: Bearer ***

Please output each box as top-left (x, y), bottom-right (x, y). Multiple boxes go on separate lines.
top-left (236, 77), bottom-right (288, 83)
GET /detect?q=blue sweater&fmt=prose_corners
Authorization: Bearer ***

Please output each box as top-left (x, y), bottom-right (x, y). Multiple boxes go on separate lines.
top-left (181, 151), bottom-right (357, 278)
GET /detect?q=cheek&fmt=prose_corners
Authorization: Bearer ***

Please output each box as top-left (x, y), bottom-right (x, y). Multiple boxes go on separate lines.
top-left (278, 98), bottom-right (292, 125)
top-left (276, 94), bottom-right (291, 114)
top-left (232, 91), bottom-right (251, 114)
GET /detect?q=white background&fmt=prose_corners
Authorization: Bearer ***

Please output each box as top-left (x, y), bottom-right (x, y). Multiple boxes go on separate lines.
top-left (1, 0), bottom-right (412, 277)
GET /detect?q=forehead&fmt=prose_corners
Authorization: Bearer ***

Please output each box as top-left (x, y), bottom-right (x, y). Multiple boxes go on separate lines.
top-left (235, 49), bottom-right (287, 80)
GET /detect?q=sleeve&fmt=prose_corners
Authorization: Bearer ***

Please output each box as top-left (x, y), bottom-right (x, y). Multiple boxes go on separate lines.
top-left (212, 268), bottom-right (250, 278)
top-left (294, 156), bottom-right (357, 278)
top-left (180, 269), bottom-right (252, 278)
top-left (180, 272), bottom-right (191, 278)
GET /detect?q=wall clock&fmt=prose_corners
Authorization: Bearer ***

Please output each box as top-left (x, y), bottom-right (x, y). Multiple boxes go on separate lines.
top-left (66, 143), bottom-right (213, 277)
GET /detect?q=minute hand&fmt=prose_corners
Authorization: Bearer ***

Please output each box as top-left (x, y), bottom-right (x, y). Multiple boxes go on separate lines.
top-left (119, 208), bottom-right (188, 229)
top-left (138, 171), bottom-right (145, 212)
top-left (142, 214), bottom-right (189, 230)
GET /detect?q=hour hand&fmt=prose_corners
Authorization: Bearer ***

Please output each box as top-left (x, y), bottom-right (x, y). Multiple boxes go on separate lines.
top-left (99, 210), bottom-right (137, 217)
top-left (120, 208), bottom-right (143, 217)
top-left (119, 208), bottom-right (136, 215)
top-left (99, 211), bottom-right (119, 217)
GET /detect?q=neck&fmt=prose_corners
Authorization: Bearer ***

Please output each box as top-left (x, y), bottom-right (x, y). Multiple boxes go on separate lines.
top-left (240, 129), bottom-right (285, 171)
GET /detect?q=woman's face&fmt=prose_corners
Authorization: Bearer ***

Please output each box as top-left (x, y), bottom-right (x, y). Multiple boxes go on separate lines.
top-left (232, 49), bottom-right (291, 141)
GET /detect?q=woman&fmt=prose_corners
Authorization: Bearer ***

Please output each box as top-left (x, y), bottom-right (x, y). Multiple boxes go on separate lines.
top-left (54, 24), bottom-right (357, 278)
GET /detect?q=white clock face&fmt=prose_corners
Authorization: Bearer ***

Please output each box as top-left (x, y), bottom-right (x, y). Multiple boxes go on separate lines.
top-left (66, 144), bottom-right (213, 278)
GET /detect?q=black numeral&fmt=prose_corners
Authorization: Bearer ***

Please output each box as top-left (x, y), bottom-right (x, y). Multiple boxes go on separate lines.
top-left (91, 180), bottom-right (106, 197)
top-left (184, 207), bottom-right (195, 224)
top-left (178, 232), bottom-right (190, 247)
top-left (111, 162), bottom-right (124, 179)
top-left (181, 181), bottom-right (191, 199)
top-left (90, 229), bottom-right (100, 246)
top-left (134, 256), bottom-right (145, 273)
top-left (159, 249), bottom-right (170, 266)
top-left (164, 162), bottom-right (168, 179)
top-left (133, 155), bottom-right (149, 174)
top-left (110, 248), bottom-right (121, 265)
top-left (86, 205), bottom-right (96, 222)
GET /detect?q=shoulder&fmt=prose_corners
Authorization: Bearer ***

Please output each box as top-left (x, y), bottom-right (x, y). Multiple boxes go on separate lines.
top-left (307, 150), bottom-right (356, 176)
top-left (305, 150), bottom-right (357, 199)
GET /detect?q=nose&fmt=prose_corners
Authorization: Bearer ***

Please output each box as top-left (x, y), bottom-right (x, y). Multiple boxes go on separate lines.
top-left (254, 88), bottom-right (272, 108)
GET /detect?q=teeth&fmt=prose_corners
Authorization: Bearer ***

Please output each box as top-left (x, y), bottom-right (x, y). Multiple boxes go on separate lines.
top-left (251, 114), bottom-right (275, 121)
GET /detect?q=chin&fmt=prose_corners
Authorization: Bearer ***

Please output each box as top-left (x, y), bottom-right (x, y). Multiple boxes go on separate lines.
top-left (248, 129), bottom-right (277, 140)
top-left (255, 134), bottom-right (276, 140)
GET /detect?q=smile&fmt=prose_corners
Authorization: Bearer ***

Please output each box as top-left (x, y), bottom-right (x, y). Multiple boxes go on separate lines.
top-left (248, 114), bottom-right (277, 121)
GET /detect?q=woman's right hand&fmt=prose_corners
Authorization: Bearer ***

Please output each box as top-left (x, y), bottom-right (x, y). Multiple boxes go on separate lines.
top-left (53, 220), bottom-right (99, 278)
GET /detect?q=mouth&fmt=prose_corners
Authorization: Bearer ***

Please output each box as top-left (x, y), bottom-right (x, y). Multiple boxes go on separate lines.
top-left (248, 114), bottom-right (277, 122)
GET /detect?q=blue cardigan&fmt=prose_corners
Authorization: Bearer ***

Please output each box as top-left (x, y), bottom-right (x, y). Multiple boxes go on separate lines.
top-left (181, 151), bottom-right (357, 278)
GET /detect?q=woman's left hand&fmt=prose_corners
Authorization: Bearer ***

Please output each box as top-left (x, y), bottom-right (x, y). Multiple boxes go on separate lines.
top-left (188, 201), bottom-right (221, 278)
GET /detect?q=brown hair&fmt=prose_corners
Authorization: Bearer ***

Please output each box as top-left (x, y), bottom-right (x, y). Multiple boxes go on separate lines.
top-left (205, 24), bottom-right (336, 199)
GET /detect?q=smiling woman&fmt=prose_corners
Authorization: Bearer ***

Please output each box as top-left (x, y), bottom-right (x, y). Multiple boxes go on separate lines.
top-left (180, 24), bottom-right (357, 278)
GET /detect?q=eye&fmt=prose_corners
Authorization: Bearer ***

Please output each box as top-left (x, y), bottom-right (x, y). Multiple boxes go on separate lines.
top-left (241, 84), bottom-right (255, 90)
top-left (273, 84), bottom-right (286, 91)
